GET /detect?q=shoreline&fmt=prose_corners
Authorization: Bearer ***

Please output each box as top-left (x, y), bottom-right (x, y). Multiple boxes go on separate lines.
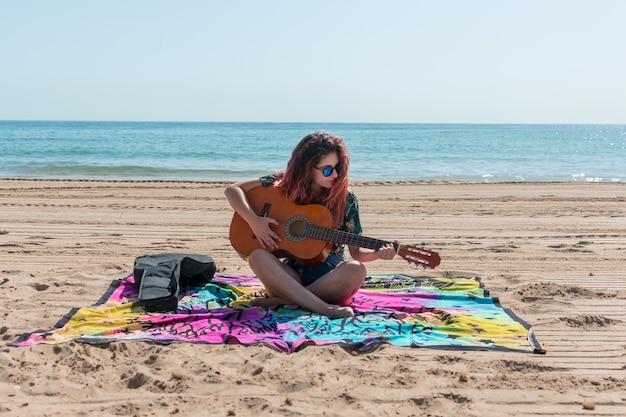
top-left (3, 176), bottom-right (625, 185)
top-left (1, 179), bottom-right (625, 416)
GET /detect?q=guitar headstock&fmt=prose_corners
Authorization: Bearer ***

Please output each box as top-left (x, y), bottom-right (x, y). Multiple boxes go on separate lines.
top-left (397, 245), bottom-right (441, 269)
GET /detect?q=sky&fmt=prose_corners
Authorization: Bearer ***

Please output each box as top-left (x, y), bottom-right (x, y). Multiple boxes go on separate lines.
top-left (1, 1), bottom-right (625, 124)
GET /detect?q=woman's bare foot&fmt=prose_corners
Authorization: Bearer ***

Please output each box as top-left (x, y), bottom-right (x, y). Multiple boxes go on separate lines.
top-left (326, 305), bottom-right (355, 319)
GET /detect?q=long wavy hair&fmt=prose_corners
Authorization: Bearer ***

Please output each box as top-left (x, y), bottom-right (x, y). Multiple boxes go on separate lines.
top-left (276, 132), bottom-right (350, 224)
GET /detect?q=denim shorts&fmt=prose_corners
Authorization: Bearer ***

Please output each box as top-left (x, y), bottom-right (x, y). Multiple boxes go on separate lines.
top-left (283, 254), bottom-right (345, 287)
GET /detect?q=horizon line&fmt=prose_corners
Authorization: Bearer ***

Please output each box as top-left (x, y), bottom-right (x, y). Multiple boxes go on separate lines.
top-left (2, 119), bottom-right (625, 126)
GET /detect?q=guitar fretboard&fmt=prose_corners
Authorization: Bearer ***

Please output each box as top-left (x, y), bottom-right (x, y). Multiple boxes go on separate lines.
top-left (306, 224), bottom-right (391, 251)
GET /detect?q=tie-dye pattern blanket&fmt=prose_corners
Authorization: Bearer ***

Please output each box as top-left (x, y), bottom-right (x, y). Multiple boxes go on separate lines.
top-left (11, 274), bottom-right (545, 354)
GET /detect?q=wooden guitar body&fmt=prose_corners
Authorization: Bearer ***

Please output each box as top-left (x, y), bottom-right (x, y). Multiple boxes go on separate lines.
top-left (229, 186), bottom-right (335, 265)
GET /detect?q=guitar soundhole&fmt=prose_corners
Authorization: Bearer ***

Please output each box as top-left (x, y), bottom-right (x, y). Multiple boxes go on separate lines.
top-left (284, 216), bottom-right (310, 242)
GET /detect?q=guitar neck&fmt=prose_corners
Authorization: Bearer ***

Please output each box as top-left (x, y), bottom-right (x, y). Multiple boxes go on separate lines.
top-left (307, 224), bottom-right (394, 251)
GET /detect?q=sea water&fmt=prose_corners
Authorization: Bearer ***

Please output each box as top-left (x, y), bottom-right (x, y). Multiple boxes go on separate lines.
top-left (0, 121), bottom-right (624, 182)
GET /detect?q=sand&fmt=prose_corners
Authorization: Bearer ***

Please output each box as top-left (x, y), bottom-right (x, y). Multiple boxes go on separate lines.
top-left (1, 179), bottom-right (625, 417)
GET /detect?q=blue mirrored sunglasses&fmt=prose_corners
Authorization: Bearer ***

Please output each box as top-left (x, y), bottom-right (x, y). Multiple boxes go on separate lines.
top-left (315, 163), bottom-right (342, 177)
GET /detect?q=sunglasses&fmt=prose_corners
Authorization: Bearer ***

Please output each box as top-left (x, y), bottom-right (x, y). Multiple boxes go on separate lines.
top-left (315, 163), bottom-right (342, 177)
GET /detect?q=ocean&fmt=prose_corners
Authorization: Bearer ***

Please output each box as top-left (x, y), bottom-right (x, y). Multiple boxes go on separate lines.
top-left (0, 121), bottom-right (624, 182)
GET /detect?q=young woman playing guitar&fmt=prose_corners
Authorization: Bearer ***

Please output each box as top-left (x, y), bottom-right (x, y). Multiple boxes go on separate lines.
top-left (225, 132), bottom-right (397, 319)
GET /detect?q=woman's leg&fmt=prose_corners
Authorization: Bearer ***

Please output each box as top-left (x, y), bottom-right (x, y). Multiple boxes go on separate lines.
top-left (247, 249), bottom-right (355, 318)
top-left (305, 260), bottom-right (367, 305)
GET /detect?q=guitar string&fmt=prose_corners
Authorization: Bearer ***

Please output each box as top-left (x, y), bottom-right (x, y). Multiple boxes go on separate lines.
top-left (304, 224), bottom-right (433, 266)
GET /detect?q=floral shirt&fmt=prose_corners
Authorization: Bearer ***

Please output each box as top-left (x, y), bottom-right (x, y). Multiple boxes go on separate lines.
top-left (259, 174), bottom-right (362, 256)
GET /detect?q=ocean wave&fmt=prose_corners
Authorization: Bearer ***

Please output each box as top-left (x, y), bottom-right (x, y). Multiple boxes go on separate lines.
top-left (1, 164), bottom-right (266, 180)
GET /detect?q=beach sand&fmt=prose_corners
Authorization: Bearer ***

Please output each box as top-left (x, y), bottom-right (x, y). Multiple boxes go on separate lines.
top-left (1, 179), bottom-right (625, 417)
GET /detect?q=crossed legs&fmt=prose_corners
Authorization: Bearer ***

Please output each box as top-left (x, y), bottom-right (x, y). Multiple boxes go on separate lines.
top-left (246, 249), bottom-right (366, 318)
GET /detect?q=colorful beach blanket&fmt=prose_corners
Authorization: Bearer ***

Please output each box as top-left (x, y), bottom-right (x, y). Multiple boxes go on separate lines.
top-left (11, 274), bottom-right (545, 354)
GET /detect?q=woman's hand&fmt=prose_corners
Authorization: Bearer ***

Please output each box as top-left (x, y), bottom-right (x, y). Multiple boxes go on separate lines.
top-left (349, 241), bottom-right (396, 262)
top-left (375, 242), bottom-right (396, 260)
top-left (249, 216), bottom-right (281, 250)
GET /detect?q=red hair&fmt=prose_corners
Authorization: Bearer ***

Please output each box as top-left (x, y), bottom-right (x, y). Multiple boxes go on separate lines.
top-left (276, 132), bottom-right (350, 224)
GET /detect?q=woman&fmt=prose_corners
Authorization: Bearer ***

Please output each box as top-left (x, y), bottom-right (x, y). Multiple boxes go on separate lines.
top-left (225, 132), bottom-right (395, 318)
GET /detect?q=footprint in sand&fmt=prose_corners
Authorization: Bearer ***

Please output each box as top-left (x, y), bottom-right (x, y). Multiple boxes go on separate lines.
top-left (548, 241), bottom-right (594, 253)
top-left (559, 315), bottom-right (621, 329)
top-left (127, 372), bottom-right (150, 389)
top-left (30, 282), bottom-right (50, 291)
top-left (515, 282), bottom-right (614, 303)
top-left (0, 326), bottom-right (9, 341)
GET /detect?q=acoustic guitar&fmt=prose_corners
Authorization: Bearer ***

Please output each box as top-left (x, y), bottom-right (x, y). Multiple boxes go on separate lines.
top-left (229, 186), bottom-right (441, 268)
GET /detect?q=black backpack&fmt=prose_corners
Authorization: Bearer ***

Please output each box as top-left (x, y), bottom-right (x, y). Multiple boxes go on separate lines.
top-left (133, 253), bottom-right (216, 312)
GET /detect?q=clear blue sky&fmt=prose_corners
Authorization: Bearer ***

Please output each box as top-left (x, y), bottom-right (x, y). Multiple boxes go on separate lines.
top-left (1, 1), bottom-right (625, 123)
